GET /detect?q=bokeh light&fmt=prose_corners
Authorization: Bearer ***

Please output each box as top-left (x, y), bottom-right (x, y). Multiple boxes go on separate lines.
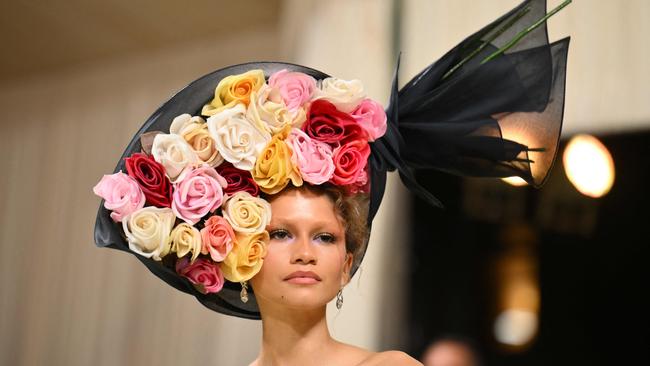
top-left (563, 134), bottom-right (615, 198)
top-left (494, 309), bottom-right (539, 346)
top-left (502, 176), bottom-right (529, 186)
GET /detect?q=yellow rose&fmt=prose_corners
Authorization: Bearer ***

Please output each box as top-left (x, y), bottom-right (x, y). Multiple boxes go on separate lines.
top-left (222, 191), bottom-right (272, 234)
top-left (252, 127), bottom-right (303, 194)
top-left (170, 114), bottom-right (224, 167)
top-left (202, 70), bottom-right (265, 116)
top-left (168, 223), bottom-right (202, 262)
top-left (220, 231), bottom-right (269, 282)
top-left (247, 85), bottom-right (307, 135)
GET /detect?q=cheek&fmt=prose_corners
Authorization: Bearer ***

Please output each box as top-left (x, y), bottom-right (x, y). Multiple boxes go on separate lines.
top-left (250, 244), bottom-right (285, 290)
top-left (320, 246), bottom-right (347, 282)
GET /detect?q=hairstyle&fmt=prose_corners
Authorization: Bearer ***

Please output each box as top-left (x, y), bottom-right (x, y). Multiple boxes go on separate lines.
top-left (263, 183), bottom-right (370, 266)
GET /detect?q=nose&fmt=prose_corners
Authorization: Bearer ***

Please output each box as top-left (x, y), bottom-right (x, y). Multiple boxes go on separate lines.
top-left (290, 234), bottom-right (317, 265)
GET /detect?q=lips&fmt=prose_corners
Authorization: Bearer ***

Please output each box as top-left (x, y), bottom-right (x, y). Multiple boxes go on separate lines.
top-left (284, 271), bottom-right (322, 284)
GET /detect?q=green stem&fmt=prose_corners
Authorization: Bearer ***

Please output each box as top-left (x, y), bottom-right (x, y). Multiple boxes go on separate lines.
top-left (442, 5), bottom-right (531, 81)
top-left (481, 0), bottom-right (572, 65)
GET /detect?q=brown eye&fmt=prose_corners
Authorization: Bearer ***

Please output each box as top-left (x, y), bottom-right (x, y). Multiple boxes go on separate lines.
top-left (315, 233), bottom-right (336, 244)
top-left (269, 229), bottom-right (291, 241)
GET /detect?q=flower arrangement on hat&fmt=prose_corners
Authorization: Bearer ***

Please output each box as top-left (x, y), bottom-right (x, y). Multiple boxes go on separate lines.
top-left (92, 68), bottom-right (387, 296)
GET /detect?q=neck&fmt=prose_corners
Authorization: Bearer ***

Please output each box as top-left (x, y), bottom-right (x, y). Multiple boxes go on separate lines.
top-left (255, 303), bottom-right (336, 365)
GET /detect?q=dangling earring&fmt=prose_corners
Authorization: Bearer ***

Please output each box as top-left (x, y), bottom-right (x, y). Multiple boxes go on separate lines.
top-left (336, 289), bottom-right (343, 309)
top-left (240, 281), bottom-right (249, 303)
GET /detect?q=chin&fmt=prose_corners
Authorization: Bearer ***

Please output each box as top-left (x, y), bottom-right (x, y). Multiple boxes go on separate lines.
top-left (276, 283), bottom-right (336, 309)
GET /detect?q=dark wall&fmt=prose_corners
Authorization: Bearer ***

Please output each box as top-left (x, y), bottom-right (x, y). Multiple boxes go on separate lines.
top-left (407, 131), bottom-right (650, 365)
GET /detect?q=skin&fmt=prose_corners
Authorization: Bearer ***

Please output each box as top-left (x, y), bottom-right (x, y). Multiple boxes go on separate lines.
top-left (421, 341), bottom-right (478, 366)
top-left (248, 188), bottom-right (422, 366)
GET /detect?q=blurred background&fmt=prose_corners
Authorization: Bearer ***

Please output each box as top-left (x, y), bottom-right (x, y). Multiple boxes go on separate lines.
top-left (0, 0), bottom-right (648, 365)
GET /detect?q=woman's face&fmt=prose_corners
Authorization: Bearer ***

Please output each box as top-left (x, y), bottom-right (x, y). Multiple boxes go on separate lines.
top-left (250, 188), bottom-right (353, 310)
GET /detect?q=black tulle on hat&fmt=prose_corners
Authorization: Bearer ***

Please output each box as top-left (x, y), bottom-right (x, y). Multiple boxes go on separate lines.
top-left (94, 0), bottom-right (569, 319)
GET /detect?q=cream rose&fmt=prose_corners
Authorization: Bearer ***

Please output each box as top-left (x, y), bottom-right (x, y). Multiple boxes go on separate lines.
top-left (207, 104), bottom-right (270, 171)
top-left (170, 114), bottom-right (224, 167)
top-left (314, 77), bottom-right (366, 113)
top-left (151, 133), bottom-right (199, 183)
top-left (169, 223), bottom-right (202, 262)
top-left (122, 206), bottom-right (175, 261)
top-left (220, 231), bottom-right (269, 282)
top-left (247, 85), bottom-right (307, 135)
top-left (222, 191), bottom-right (271, 235)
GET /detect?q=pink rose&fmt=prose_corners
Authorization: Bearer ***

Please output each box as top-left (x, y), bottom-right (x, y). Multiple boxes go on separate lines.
top-left (172, 166), bottom-right (228, 225)
top-left (345, 165), bottom-right (370, 194)
top-left (268, 69), bottom-right (316, 112)
top-left (175, 256), bottom-right (224, 294)
top-left (200, 215), bottom-right (235, 262)
top-left (93, 171), bottom-right (145, 222)
top-left (287, 128), bottom-right (335, 185)
top-left (330, 139), bottom-right (371, 186)
top-left (350, 98), bottom-right (387, 141)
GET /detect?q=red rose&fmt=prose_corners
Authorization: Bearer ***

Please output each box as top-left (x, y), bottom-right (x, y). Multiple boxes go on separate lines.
top-left (124, 152), bottom-right (173, 207)
top-left (175, 257), bottom-right (224, 294)
top-left (303, 100), bottom-right (368, 146)
top-left (330, 139), bottom-right (371, 186)
top-left (216, 162), bottom-right (260, 196)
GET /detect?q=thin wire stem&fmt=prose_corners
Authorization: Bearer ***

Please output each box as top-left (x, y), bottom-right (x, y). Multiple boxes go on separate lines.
top-left (442, 5), bottom-right (531, 81)
top-left (481, 0), bottom-right (572, 65)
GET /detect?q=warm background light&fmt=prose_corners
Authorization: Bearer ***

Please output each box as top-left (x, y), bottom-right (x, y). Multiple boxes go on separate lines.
top-left (494, 309), bottom-right (539, 346)
top-left (563, 134), bottom-right (615, 198)
top-left (502, 176), bottom-right (529, 187)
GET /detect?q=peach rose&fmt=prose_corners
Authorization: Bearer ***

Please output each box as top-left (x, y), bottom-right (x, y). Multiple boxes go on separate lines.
top-left (200, 215), bottom-right (236, 262)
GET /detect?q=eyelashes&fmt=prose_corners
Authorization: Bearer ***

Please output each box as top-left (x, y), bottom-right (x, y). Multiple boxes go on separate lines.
top-left (268, 228), bottom-right (338, 244)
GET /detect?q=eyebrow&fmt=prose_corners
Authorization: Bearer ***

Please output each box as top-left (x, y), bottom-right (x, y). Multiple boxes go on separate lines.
top-left (268, 218), bottom-right (343, 232)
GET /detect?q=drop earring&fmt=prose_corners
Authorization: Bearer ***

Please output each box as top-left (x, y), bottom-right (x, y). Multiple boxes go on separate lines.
top-left (336, 289), bottom-right (343, 309)
top-left (240, 281), bottom-right (249, 303)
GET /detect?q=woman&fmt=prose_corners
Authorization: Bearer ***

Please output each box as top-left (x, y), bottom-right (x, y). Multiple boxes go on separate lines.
top-left (250, 185), bottom-right (421, 365)
top-left (93, 0), bottom-right (569, 364)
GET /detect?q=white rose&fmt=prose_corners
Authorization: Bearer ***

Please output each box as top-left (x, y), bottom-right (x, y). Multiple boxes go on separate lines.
top-left (151, 133), bottom-right (199, 183)
top-left (122, 206), bottom-right (175, 261)
top-left (314, 77), bottom-right (366, 113)
top-left (207, 103), bottom-right (270, 171)
top-left (247, 85), bottom-right (306, 135)
top-left (169, 114), bottom-right (224, 167)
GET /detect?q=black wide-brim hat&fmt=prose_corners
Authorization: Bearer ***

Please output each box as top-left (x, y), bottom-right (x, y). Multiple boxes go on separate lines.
top-left (94, 0), bottom-right (569, 319)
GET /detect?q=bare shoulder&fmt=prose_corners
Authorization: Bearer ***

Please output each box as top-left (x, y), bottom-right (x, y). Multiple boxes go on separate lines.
top-left (357, 350), bottom-right (423, 366)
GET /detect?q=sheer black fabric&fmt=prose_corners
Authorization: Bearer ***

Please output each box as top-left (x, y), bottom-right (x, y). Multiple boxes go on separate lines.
top-left (94, 0), bottom-right (569, 319)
